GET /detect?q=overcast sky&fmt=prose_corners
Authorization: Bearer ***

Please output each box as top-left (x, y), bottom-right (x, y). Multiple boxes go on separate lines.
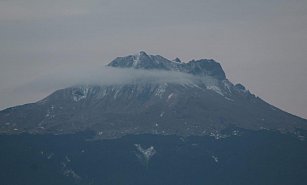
top-left (0, 0), bottom-right (306, 119)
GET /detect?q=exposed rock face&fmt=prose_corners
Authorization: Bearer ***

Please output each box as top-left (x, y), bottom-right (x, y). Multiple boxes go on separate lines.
top-left (0, 51), bottom-right (306, 138)
top-left (108, 51), bottom-right (226, 80)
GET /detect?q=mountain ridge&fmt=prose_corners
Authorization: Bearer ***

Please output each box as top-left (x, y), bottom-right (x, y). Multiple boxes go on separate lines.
top-left (108, 51), bottom-right (226, 80)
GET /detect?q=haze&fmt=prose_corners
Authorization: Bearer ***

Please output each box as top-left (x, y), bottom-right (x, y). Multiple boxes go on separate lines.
top-left (0, 0), bottom-right (306, 119)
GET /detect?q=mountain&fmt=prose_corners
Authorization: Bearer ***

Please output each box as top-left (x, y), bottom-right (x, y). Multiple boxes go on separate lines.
top-left (1, 51), bottom-right (307, 185)
top-left (0, 51), bottom-right (306, 138)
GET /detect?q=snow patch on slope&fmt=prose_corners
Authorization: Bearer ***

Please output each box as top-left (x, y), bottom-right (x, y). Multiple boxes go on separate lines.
top-left (155, 83), bottom-right (167, 98)
top-left (72, 87), bottom-right (90, 102)
top-left (135, 144), bottom-right (156, 165)
top-left (206, 85), bottom-right (224, 96)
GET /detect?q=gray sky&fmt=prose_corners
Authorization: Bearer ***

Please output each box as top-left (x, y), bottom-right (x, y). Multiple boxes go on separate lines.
top-left (0, 0), bottom-right (306, 119)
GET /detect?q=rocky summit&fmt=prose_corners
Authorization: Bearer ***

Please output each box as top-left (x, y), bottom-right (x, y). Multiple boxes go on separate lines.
top-left (0, 51), bottom-right (306, 138)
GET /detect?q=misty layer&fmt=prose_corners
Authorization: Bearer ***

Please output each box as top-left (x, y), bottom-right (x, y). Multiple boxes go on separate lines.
top-left (29, 51), bottom-right (227, 90)
top-left (72, 67), bottom-right (199, 86)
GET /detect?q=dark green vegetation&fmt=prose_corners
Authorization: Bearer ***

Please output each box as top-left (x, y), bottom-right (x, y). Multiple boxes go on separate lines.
top-left (1, 130), bottom-right (307, 185)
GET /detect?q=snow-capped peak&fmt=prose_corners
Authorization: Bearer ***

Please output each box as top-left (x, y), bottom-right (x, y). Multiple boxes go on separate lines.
top-left (173, 58), bottom-right (182, 63)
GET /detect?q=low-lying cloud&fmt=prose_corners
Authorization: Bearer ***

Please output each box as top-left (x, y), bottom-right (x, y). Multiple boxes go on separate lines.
top-left (16, 66), bottom-right (199, 96)
top-left (1, 66), bottom-right (201, 109)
